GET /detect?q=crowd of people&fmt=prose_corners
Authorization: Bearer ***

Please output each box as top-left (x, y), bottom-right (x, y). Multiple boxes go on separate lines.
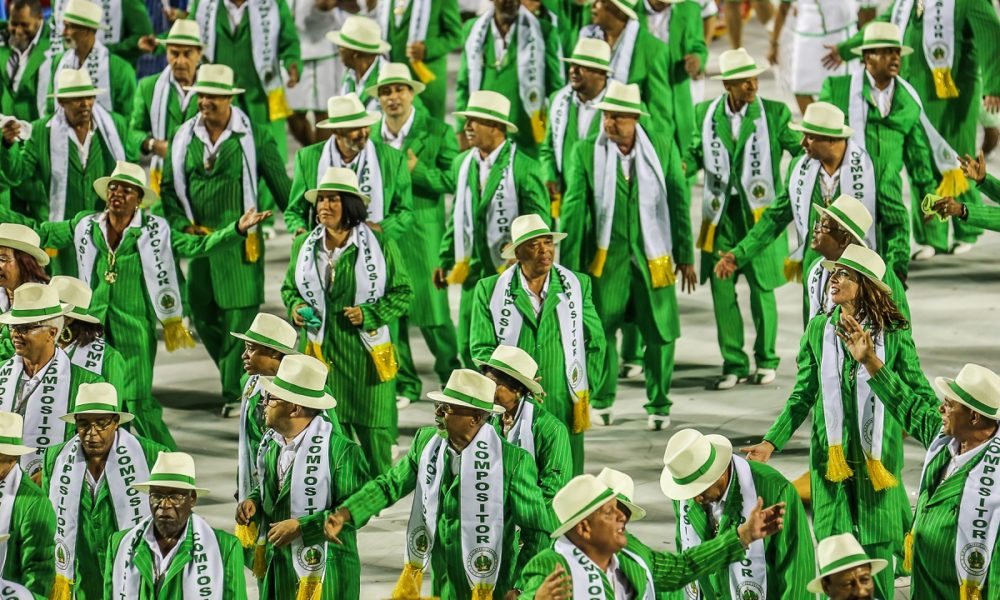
top-left (0, 0), bottom-right (997, 597)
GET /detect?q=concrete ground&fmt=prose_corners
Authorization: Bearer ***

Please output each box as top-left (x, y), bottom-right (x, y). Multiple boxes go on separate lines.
top-left (152, 9), bottom-right (1000, 597)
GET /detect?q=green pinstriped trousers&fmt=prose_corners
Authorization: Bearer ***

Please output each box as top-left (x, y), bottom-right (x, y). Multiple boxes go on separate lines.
top-left (708, 265), bottom-right (779, 377)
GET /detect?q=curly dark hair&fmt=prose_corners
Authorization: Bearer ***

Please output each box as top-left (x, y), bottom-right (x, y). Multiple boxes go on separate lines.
top-left (65, 319), bottom-right (104, 349)
top-left (12, 249), bottom-right (50, 287)
top-left (833, 274), bottom-right (909, 339)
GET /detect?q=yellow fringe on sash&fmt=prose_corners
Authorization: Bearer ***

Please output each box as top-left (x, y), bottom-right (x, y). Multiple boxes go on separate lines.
top-left (45, 248), bottom-right (58, 258)
top-left (295, 576), bottom-right (322, 600)
top-left (936, 168), bottom-right (970, 198)
top-left (268, 88), bottom-right (294, 121)
top-left (252, 543), bottom-right (267, 580)
top-left (245, 231), bottom-right (261, 263)
top-left (370, 341), bottom-right (399, 382)
top-left (529, 110), bottom-right (547, 145)
top-left (410, 60), bottom-right (436, 84)
top-left (392, 563), bottom-right (424, 599)
top-left (471, 585), bottom-right (494, 600)
top-left (235, 522), bottom-right (258, 548)
top-left (446, 260), bottom-right (470, 285)
top-left (150, 169), bottom-right (163, 196)
top-left (163, 318), bottom-right (196, 352)
top-left (960, 581), bottom-right (982, 600)
top-left (932, 67), bottom-right (960, 99)
top-left (572, 391), bottom-right (591, 434)
top-left (588, 248), bottom-right (608, 278)
top-left (550, 193), bottom-right (562, 219)
top-left (51, 575), bottom-right (72, 600)
top-left (903, 531), bottom-right (914, 572)
top-left (697, 221), bottom-right (716, 253)
top-left (304, 340), bottom-right (325, 363)
top-left (783, 258), bottom-right (802, 283)
top-left (648, 256), bottom-right (676, 288)
top-left (752, 207), bottom-right (767, 222)
top-left (865, 457), bottom-right (898, 491)
top-left (825, 444), bottom-right (854, 482)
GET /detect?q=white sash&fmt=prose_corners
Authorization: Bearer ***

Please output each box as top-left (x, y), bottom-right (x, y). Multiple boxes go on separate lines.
top-left (50, 430), bottom-right (151, 587)
top-left (679, 456), bottom-right (767, 600)
top-left (0, 467), bottom-right (21, 577)
top-left (317, 139), bottom-right (386, 222)
top-left (150, 70), bottom-right (194, 189)
top-left (339, 56), bottom-right (386, 111)
top-left (66, 338), bottom-right (106, 375)
top-left (376, 0), bottom-right (431, 44)
top-left (288, 417), bottom-right (333, 587)
top-left (452, 143), bottom-right (519, 274)
top-left (580, 20), bottom-right (638, 84)
top-left (47, 105), bottom-right (126, 222)
top-left (110, 515), bottom-right (225, 599)
top-left (506, 399), bottom-right (535, 459)
top-left (554, 537), bottom-right (655, 600)
top-left (0, 351), bottom-right (72, 474)
top-left (293, 226), bottom-right (329, 353)
top-left (237, 374), bottom-right (263, 502)
top-left (891, 0), bottom-right (957, 98)
top-left (55, 41), bottom-right (113, 113)
top-left (403, 431), bottom-right (446, 575)
top-left (549, 86), bottom-right (573, 176)
top-left (351, 224), bottom-right (396, 380)
top-left (0, 581), bottom-right (32, 600)
top-left (806, 259), bottom-right (830, 320)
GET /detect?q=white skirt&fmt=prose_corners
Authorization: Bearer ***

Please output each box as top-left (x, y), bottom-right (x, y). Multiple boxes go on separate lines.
top-left (286, 56), bottom-right (343, 112)
top-left (791, 27), bottom-right (860, 96)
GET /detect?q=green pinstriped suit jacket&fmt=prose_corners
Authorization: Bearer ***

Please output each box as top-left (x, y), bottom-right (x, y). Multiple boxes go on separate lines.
top-left (383, 0), bottom-right (462, 85)
top-left (129, 72), bottom-right (200, 157)
top-left (966, 174), bottom-right (1000, 230)
top-left (538, 86), bottom-right (603, 188)
top-left (1, 472), bottom-right (55, 599)
top-left (44, 52), bottom-right (137, 122)
top-left (0, 22), bottom-right (50, 124)
top-left (491, 398), bottom-right (572, 502)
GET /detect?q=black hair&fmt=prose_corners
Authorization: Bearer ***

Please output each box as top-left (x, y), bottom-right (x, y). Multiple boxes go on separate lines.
top-left (66, 319), bottom-right (104, 348)
top-left (479, 365), bottom-right (530, 397)
top-left (339, 193), bottom-right (369, 230)
top-left (9, 0), bottom-right (42, 17)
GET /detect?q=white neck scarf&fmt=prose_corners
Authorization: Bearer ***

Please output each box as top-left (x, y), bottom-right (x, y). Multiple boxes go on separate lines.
top-left (149, 69), bottom-right (195, 192)
top-left (505, 399), bottom-right (536, 458)
top-left (340, 56), bottom-right (385, 112)
top-left (0, 351), bottom-right (72, 474)
top-left (51, 430), bottom-right (151, 590)
top-left (56, 41), bottom-right (113, 113)
top-left (891, 0), bottom-right (958, 99)
top-left (47, 105), bottom-right (125, 222)
top-left (807, 259), bottom-right (831, 320)
top-left (237, 374), bottom-right (263, 501)
top-left (554, 537), bottom-right (655, 600)
top-left (65, 337), bottom-right (106, 375)
top-left (549, 86), bottom-right (605, 177)
top-left (644, 0), bottom-right (672, 44)
top-left (0, 581), bottom-right (33, 599)
top-left (0, 467), bottom-right (22, 577)
top-left (581, 20), bottom-right (639, 85)
top-left (318, 138), bottom-right (386, 222)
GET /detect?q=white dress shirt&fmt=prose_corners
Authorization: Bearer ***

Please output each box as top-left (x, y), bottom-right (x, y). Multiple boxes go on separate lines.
top-left (475, 141), bottom-right (507, 188)
top-left (490, 18), bottom-right (516, 67)
top-left (615, 143), bottom-right (635, 182)
top-left (318, 235), bottom-right (349, 290)
top-left (819, 167), bottom-right (841, 202)
top-left (277, 426), bottom-right (310, 486)
top-left (69, 128), bottom-right (95, 168)
top-left (575, 88), bottom-right (606, 140)
top-left (145, 520), bottom-right (189, 582)
top-left (605, 554), bottom-right (636, 599)
top-left (725, 100), bottom-right (749, 195)
top-left (86, 467), bottom-right (107, 497)
top-left (519, 270), bottom-right (550, 315)
top-left (7, 26), bottom-right (44, 90)
top-left (13, 356), bottom-right (54, 415)
top-left (866, 71), bottom-right (895, 118)
top-left (224, 0), bottom-right (249, 33)
top-left (381, 107), bottom-right (416, 150)
top-left (942, 437), bottom-right (991, 482)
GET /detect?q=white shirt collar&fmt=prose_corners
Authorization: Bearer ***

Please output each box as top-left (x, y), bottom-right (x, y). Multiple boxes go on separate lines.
top-left (475, 140), bottom-right (507, 170)
top-left (223, 0), bottom-right (249, 31)
top-left (193, 110), bottom-right (245, 155)
top-left (518, 268), bottom-right (550, 315)
top-left (944, 436), bottom-right (992, 480)
top-left (145, 519), bottom-right (189, 578)
top-left (354, 58), bottom-right (379, 91)
top-left (381, 107), bottom-right (416, 150)
top-left (865, 71), bottom-right (895, 118)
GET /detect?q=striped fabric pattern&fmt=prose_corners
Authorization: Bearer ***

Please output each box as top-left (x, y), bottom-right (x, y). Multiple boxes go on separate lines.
top-left (3, 473), bottom-right (56, 599)
top-left (967, 174), bottom-right (1000, 229)
top-left (491, 399), bottom-right (573, 501)
top-left (0, 21), bottom-right (51, 123)
top-left (43, 52), bottom-right (137, 120)
top-left (129, 72), bottom-right (201, 149)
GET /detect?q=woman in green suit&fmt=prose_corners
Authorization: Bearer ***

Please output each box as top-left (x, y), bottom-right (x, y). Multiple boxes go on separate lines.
top-left (0, 224), bottom-right (51, 362)
top-left (742, 244), bottom-right (934, 600)
top-left (282, 167), bottom-right (412, 476)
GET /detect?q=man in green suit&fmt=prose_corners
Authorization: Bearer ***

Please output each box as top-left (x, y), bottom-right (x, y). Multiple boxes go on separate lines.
top-left (328, 15), bottom-right (389, 112)
top-left (283, 93), bottom-right (414, 239)
top-left (323, 369), bottom-right (558, 600)
top-left (807, 534), bottom-right (887, 600)
top-left (129, 19), bottom-right (204, 195)
top-left (50, 0), bottom-right (153, 66)
top-left (519, 472), bottom-right (787, 598)
top-left (474, 345), bottom-right (572, 498)
top-left (661, 428), bottom-right (815, 599)
top-left (690, 48), bottom-right (801, 391)
top-left (40, 383), bottom-right (166, 600)
top-left (0, 412), bottom-right (56, 599)
top-left (435, 90), bottom-right (551, 368)
top-left (369, 64), bottom-right (460, 405)
top-left (47, 0), bottom-right (137, 121)
top-left (160, 64), bottom-right (291, 408)
top-left (469, 215), bottom-right (605, 474)
top-left (456, 0), bottom-right (563, 156)
top-left (105, 452), bottom-right (247, 599)
top-left (560, 81), bottom-right (696, 431)
top-left (372, 0), bottom-right (462, 119)
top-left (0, 68), bottom-right (131, 276)
top-left (235, 355), bottom-right (369, 599)
top-left (0, 0), bottom-right (50, 124)
top-left (832, 0), bottom-right (1000, 259)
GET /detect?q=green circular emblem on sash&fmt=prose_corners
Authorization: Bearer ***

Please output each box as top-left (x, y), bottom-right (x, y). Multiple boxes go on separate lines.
top-left (467, 548), bottom-right (499, 577)
top-left (296, 546), bottom-right (324, 572)
top-left (931, 44), bottom-right (946, 60)
top-left (961, 543), bottom-right (988, 575)
top-left (739, 582), bottom-right (764, 600)
top-left (157, 291), bottom-right (176, 311)
top-left (55, 542), bottom-right (69, 569)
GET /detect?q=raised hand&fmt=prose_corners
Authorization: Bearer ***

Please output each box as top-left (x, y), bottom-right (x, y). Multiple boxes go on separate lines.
top-left (738, 497), bottom-right (786, 545)
top-left (960, 151), bottom-right (987, 184)
top-left (237, 208), bottom-right (273, 234)
top-left (534, 563), bottom-right (571, 600)
top-left (821, 44), bottom-right (843, 69)
top-left (740, 440), bottom-right (775, 463)
top-left (835, 313), bottom-right (876, 364)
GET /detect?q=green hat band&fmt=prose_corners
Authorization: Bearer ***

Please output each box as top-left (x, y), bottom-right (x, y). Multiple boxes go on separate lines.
top-left (672, 445), bottom-right (717, 485)
top-left (111, 173), bottom-right (145, 188)
top-left (69, 305), bottom-right (91, 317)
top-left (948, 380), bottom-right (997, 417)
top-left (72, 402), bottom-right (120, 413)
top-left (861, 39), bottom-right (902, 48)
top-left (242, 329), bottom-right (295, 353)
top-left (441, 386), bottom-right (494, 412)
top-left (149, 472), bottom-right (197, 486)
top-left (820, 553), bottom-right (873, 576)
top-left (377, 77), bottom-right (416, 89)
top-left (271, 376), bottom-right (325, 400)
top-left (560, 487), bottom-right (616, 529)
top-left (513, 227), bottom-right (553, 247)
top-left (824, 204), bottom-right (866, 240)
top-left (10, 305), bottom-right (63, 318)
top-left (799, 120), bottom-right (844, 136)
top-left (325, 110), bottom-right (372, 126)
top-left (484, 357), bottom-right (530, 380)
top-left (64, 12), bottom-right (101, 28)
top-left (720, 63), bottom-right (759, 78)
top-left (569, 53), bottom-right (611, 67)
top-left (0, 435), bottom-right (23, 445)
top-left (166, 33), bottom-right (201, 44)
top-left (195, 80), bottom-right (235, 92)
top-left (466, 106), bottom-right (511, 123)
top-left (836, 257), bottom-right (883, 285)
top-left (338, 32), bottom-right (383, 53)
top-left (58, 85), bottom-right (98, 94)
top-left (318, 182), bottom-right (362, 195)
top-left (600, 96), bottom-right (642, 112)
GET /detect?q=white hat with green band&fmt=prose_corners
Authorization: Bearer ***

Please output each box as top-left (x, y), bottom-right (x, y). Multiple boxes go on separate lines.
top-left (596, 467), bottom-right (647, 522)
top-left (550, 474), bottom-right (618, 538)
top-left (711, 47), bottom-right (767, 80)
top-left (50, 276), bottom-right (100, 325)
top-left (815, 194), bottom-right (872, 246)
top-left (59, 382), bottom-right (134, 424)
top-left (594, 81), bottom-right (647, 116)
top-left (304, 166), bottom-right (370, 205)
top-left (185, 64), bottom-right (245, 95)
top-left (807, 533), bottom-right (887, 593)
top-left (789, 101), bottom-right (853, 138)
top-left (934, 363), bottom-right (1000, 420)
top-left (850, 22), bottom-right (913, 57)
top-left (472, 345), bottom-right (544, 396)
top-left (427, 369), bottom-right (505, 415)
top-left (0, 223), bottom-right (49, 266)
top-left (821, 244), bottom-right (891, 294)
top-left (49, 68), bottom-right (104, 99)
top-left (261, 354), bottom-right (337, 410)
top-left (606, 0), bottom-right (639, 21)
top-left (560, 38), bottom-right (613, 73)
top-left (230, 312), bottom-right (300, 355)
top-left (453, 90), bottom-right (519, 133)
top-left (659, 428), bottom-right (733, 500)
top-left (0, 282), bottom-right (72, 326)
top-left (500, 214), bottom-right (567, 260)
top-left (94, 161), bottom-right (159, 206)
top-left (159, 19), bottom-right (204, 47)
top-left (326, 15), bottom-right (391, 54)
top-left (0, 413), bottom-right (37, 456)
top-left (62, 0), bottom-right (108, 30)
top-left (364, 62), bottom-right (425, 98)
top-left (317, 92), bottom-right (380, 130)
top-left (132, 452), bottom-right (209, 493)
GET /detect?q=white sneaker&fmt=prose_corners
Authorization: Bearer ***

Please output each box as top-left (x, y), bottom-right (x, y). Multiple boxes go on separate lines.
top-left (752, 368), bottom-right (777, 385)
top-left (912, 245), bottom-right (936, 261)
top-left (592, 407), bottom-right (615, 426)
top-left (396, 396), bottom-right (411, 410)
top-left (951, 241), bottom-right (974, 255)
top-left (647, 415), bottom-right (670, 431)
top-left (713, 374), bottom-right (746, 390)
top-left (219, 402), bottom-right (241, 418)
top-left (619, 363), bottom-right (644, 379)
top-left (263, 225), bottom-right (277, 240)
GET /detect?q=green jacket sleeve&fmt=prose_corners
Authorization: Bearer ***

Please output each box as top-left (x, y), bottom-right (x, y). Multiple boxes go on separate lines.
top-left (424, 0), bottom-right (463, 62)
top-left (454, 20), bottom-right (474, 133)
top-left (651, 529), bottom-right (746, 591)
top-left (508, 448), bottom-right (558, 579)
top-left (358, 237), bottom-right (413, 329)
top-left (0, 126), bottom-right (40, 187)
top-left (687, 102), bottom-right (707, 172)
top-left (128, 79), bottom-right (153, 156)
top-left (543, 21), bottom-right (564, 94)
top-left (836, 5), bottom-right (890, 59)
top-left (964, 182), bottom-right (1000, 230)
top-left (555, 141), bottom-right (590, 271)
top-left (774, 103), bottom-right (803, 157)
top-left (158, 138), bottom-right (190, 231)
top-left (581, 275), bottom-right (606, 394)
top-left (106, 0), bottom-right (153, 64)
top-left (411, 123), bottom-right (457, 196)
top-left (970, 0), bottom-right (1000, 96)
top-left (519, 551), bottom-right (566, 598)
top-left (281, 234), bottom-right (307, 317)
top-left (438, 159), bottom-right (461, 271)
top-left (682, 4), bottom-right (708, 68)
top-left (765, 319), bottom-right (821, 450)
top-left (532, 416), bottom-right (572, 501)
top-left (103, 531), bottom-right (125, 599)
top-left (517, 155), bottom-right (553, 227)
top-left (220, 533), bottom-right (249, 599)
top-left (13, 488), bottom-right (56, 598)
top-left (769, 477), bottom-right (816, 599)
top-left (732, 178), bottom-right (794, 267)
top-left (469, 279), bottom-right (498, 363)
top-left (867, 331), bottom-right (943, 449)
top-left (169, 220), bottom-right (245, 258)
top-left (379, 148), bottom-right (414, 241)
top-left (340, 428), bottom-right (425, 525)
top-left (111, 57), bottom-right (138, 121)
top-left (977, 173), bottom-right (1000, 204)
top-left (284, 150), bottom-right (312, 234)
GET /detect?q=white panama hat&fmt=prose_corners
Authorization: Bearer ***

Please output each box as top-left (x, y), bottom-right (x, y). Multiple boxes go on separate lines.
top-left (0, 412), bottom-right (36, 456)
top-left (0, 223), bottom-right (49, 266)
top-left (364, 62), bottom-right (426, 98)
top-left (821, 244), bottom-right (892, 295)
top-left (0, 282), bottom-right (72, 326)
top-left (807, 533), bottom-right (888, 593)
top-left (229, 312), bottom-right (300, 355)
top-left (59, 382), bottom-right (135, 424)
top-left (304, 167), bottom-right (370, 205)
top-left (500, 214), bottom-right (567, 260)
top-left (317, 93), bottom-right (380, 130)
top-left (594, 81), bottom-right (647, 116)
top-left (606, 0), bottom-right (639, 21)
top-left (595, 467), bottom-right (647, 522)
top-left (712, 48), bottom-right (768, 80)
top-left (427, 369), bottom-right (505, 415)
top-left (550, 474), bottom-right (618, 538)
top-left (185, 64), bottom-right (244, 95)
top-left (561, 38), bottom-right (613, 73)
top-left (815, 194), bottom-right (873, 245)
top-left (659, 428), bottom-right (734, 501)
top-left (132, 451), bottom-right (209, 493)
top-left (326, 15), bottom-right (391, 54)
top-left (50, 276), bottom-right (100, 325)
top-left (453, 90), bottom-right (519, 133)
top-left (93, 160), bottom-right (159, 206)
top-left (62, 0), bottom-right (107, 30)
top-left (160, 18), bottom-right (203, 47)
top-left (473, 345), bottom-right (544, 396)
top-left (851, 22), bottom-right (913, 57)
top-left (49, 68), bottom-right (104, 99)
top-left (789, 102), bottom-right (853, 138)
top-left (934, 363), bottom-right (1000, 420)
top-left (260, 354), bottom-right (337, 410)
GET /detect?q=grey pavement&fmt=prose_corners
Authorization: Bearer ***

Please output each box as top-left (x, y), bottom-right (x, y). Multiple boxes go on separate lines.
top-left (151, 12), bottom-right (1000, 597)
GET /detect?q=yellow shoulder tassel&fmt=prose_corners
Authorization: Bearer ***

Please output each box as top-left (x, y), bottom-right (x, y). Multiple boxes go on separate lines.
top-left (647, 256), bottom-right (676, 288)
top-left (267, 88), bottom-right (294, 121)
top-left (697, 221), bottom-right (715, 253)
top-left (752, 206), bottom-right (767, 223)
top-left (572, 392), bottom-right (591, 434)
top-left (149, 169), bottom-right (163, 196)
top-left (960, 581), bottom-right (982, 600)
top-left (410, 60), bottom-right (437, 84)
top-left (865, 457), bottom-right (898, 491)
top-left (392, 563), bottom-right (425, 599)
top-left (244, 231), bottom-right (261, 263)
top-left (550, 193), bottom-right (562, 219)
top-left (163, 318), bottom-right (196, 352)
top-left (903, 531), bottom-right (914, 573)
top-left (825, 444), bottom-right (854, 482)
top-left (45, 247), bottom-right (59, 258)
top-left (295, 576), bottom-right (323, 600)
top-left (51, 575), bottom-right (73, 600)
top-left (234, 522), bottom-right (259, 549)
top-left (446, 261), bottom-right (470, 285)
top-left (252, 543), bottom-right (267, 580)
top-left (588, 248), bottom-right (608, 278)
top-left (529, 111), bottom-right (547, 145)
top-left (932, 67), bottom-right (960, 99)
top-left (783, 258), bottom-right (802, 283)
top-left (936, 168), bottom-right (970, 198)
top-left (370, 341), bottom-right (399, 382)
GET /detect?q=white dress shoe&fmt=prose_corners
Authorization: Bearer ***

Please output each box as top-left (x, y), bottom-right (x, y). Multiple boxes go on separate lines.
top-left (592, 407), bottom-right (614, 426)
top-left (619, 363), bottom-right (644, 379)
top-left (713, 374), bottom-right (746, 390)
top-left (951, 241), bottom-right (974, 255)
top-left (396, 396), bottom-right (411, 410)
top-left (752, 368), bottom-right (777, 385)
top-left (647, 415), bottom-right (670, 431)
top-left (912, 245), bottom-right (936, 261)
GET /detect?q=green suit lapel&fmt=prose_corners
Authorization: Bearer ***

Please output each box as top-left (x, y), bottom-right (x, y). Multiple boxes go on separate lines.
top-left (479, 142), bottom-right (512, 210)
top-left (925, 449), bottom-right (983, 508)
top-left (537, 268), bottom-right (565, 326)
top-left (734, 100), bottom-right (761, 155)
top-left (402, 110), bottom-right (428, 157)
top-left (618, 552), bottom-right (651, 598)
top-left (129, 538), bottom-right (156, 590)
top-left (510, 269), bottom-right (539, 330)
top-left (684, 500), bottom-right (711, 539)
top-left (711, 98), bottom-right (736, 155)
top-left (19, 32), bottom-right (51, 93)
top-left (160, 521), bottom-right (195, 588)
top-left (327, 244), bottom-right (359, 306)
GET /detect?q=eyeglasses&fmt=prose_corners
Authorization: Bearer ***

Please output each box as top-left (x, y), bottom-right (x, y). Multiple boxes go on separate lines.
top-left (9, 324), bottom-right (47, 336)
top-left (263, 393), bottom-right (286, 407)
top-left (149, 492), bottom-right (191, 506)
top-left (75, 417), bottom-right (117, 434)
top-left (106, 182), bottom-right (141, 198)
top-left (830, 268), bottom-right (858, 282)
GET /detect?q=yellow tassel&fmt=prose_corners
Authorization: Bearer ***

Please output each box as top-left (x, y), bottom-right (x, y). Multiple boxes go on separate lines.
top-left (588, 248), bottom-right (608, 278)
top-left (252, 543), bottom-right (267, 580)
top-left (903, 531), bottom-right (914, 573)
top-left (572, 391), bottom-right (591, 434)
top-left (392, 563), bottom-right (425, 599)
top-left (267, 87), bottom-right (294, 121)
top-left (51, 575), bottom-right (73, 600)
top-left (369, 341), bottom-right (399, 382)
top-left (304, 340), bottom-right (325, 363)
top-left (45, 247), bottom-right (58, 258)
top-left (446, 261), bottom-right (470, 285)
top-left (550, 192), bottom-right (562, 219)
top-left (792, 472), bottom-right (811, 504)
top-left (410, 60), bottom-right (436, 84)
top-left (234, 522), bottom-right (258, 548)
top-left (149, 169), bottom-right (163, 196)
top-left (752, 206), bottom-right (767, 222)
top-left (936, 168), bottom-right (970, 198)
top-left (471, 585), bottom-right (494, 600)
top-left (295, 576), bottom-right (323, 600)
top-left (163, 318), bottom-right (196, 352)
top-left (960, 581), bottom-right (982, 600)
top-left (825, 444), bottom-right (854, 482)
top-left (647, 256), bottom-right (676, 288)
top-left (530, 110), bottom-right (547, 144)
top-left (697, 221), bottom-right (716, 253)
top-left (783, 258), bottom-right (802, 283)
top-left (932, 67), bottom-right (960, 99)
top-left (244, 231), bottom-right (261, 263)
top-left (865, 457), bottom-right (898, 491)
